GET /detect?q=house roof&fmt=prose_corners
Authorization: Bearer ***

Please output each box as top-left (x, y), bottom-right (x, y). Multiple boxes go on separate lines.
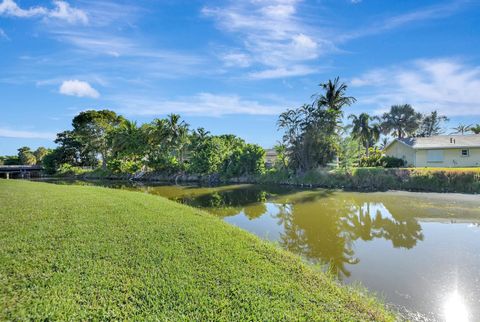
top-left (265, 149), bottom-right (277, 156)
top-left (390, 135), bottom-right (480, 150)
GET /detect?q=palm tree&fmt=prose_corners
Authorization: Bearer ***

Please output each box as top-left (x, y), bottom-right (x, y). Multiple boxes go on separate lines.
top-left (471, 124), bottom-right (480, 134)
top-left (313, 77), bottom-right (357, 115)
top-left (348, 113), bottom-right (381, 156)
top-left (416, 111), bottom-right (449, 137)
top-left (110, 120), bottom-right (139, 154)
top-left (379, 137), bottom-right (389, 150)
top-left (166, 114), bottom-right (190, 165)
top-left (451, 123), bottom-right (473, 135)
top-left (381, 104), bottom-right (422, 138)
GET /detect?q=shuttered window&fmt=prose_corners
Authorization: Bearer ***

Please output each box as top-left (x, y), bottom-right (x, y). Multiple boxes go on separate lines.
top-left (427, 150), bottom-right (444, 163)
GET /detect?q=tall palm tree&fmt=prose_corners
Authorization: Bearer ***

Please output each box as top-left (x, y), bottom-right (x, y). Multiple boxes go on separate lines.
top-left (348, 113), bottom-right (381, 156)
top-left (451, 123), bottom-right (473, 135)
top-left (313, 77), bottom-right (357, 115)
top-left (381, 104), bottom-right (422, 138)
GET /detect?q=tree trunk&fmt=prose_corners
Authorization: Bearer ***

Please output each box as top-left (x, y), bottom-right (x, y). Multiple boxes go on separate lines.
top-left (101, 153), bottom-right (107, 169)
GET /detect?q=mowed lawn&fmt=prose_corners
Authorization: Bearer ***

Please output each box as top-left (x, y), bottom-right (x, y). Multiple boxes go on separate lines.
top-left (0, 180), bottom-right (393, 321)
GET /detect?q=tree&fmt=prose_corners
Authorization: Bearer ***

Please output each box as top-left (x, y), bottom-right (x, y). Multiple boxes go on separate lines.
top-left (33, 147), bottom-right (51, 165)
top-left (72, 110), bottom-right (126, 169)
top-left (471, 124), bottom-right (480, 134)
top-left (337, 136), bottom-right (361, 173)
top-left (451, 123), bottom-right (473, 135)
top-left (381, 104), bottom-right (422, 138)
top-left (416, 111), bottom-right (449, 137)
top-left (348, 113), bottom-right (381, 157)
top-left (278, 78), bottom-right (356, 172)
top-left (17, 147), bottom-right (36, 165)
top-left (313, 77), bottom-right (357, 115)
top-left (379, 138), bottom-right (389, 150)
top-left (274, 143), bottom-right (288, 169)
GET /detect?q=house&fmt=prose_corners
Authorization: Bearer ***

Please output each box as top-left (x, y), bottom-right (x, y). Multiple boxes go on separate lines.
top-left (384, 135), bottom-right (480, 167)
top-left (265, 149), bottom-right (278, 168)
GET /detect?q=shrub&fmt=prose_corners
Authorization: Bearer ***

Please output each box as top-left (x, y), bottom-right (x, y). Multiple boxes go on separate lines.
top-left (359, 148), bottom-right (405, 168)
top-left (107, 158), bottom-right (142, 174)
top-left (382, 156), bottom-right (405, 168)
top-left (56, 164), bottom-right (90, 177)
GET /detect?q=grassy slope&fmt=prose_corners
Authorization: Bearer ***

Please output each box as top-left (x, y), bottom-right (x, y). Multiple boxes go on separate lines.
top-left (0, 180), bottom-right (393, 321)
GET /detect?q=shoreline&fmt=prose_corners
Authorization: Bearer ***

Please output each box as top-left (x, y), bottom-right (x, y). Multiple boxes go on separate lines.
top-left (33, 175), bottom-right (480, 199)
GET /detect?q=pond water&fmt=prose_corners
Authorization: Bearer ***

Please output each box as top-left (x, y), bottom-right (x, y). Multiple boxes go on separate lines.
top-left (41, 180), bottom-right (480, 321)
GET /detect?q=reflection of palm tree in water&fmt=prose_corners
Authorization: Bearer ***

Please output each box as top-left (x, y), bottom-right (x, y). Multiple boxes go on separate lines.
top-left (344, 203), bottom-right (424, 249)
top-left (275, 202), bottom-right (359, 279)
top-left (275, 199), bottom-right (423, 279)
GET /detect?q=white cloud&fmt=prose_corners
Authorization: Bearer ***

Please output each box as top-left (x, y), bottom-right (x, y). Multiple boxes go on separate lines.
top-left (59, 80), bottom-right (99, 98)
top-left (111, 92), bottom-right (284, 116)
top-left (248, 65), bottom-right (317, 79)
top-left (341, 1), bottom-right (467, 41)
top-left (350, 58), bottom-right (480, 116)
top-left (0, 28), bottom-right (8, 40)
top-left (0, 0), bottom-right (46, 17)
top-left (48, 1), bottom-right (88, 24)
top-left (220, 52), bottom-right (252, 68)
top-left (0, 0), bottom-right (88, 24)
top-left (203, 0), bottom-right (330, 78)
top-left (0, 128), bottom-right (55, 139)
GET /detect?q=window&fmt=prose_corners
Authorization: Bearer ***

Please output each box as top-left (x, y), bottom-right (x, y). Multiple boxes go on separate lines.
top-left (427, 150), bottom-right (444, 163)
top-left (461, 149), bottom-right (470, 157)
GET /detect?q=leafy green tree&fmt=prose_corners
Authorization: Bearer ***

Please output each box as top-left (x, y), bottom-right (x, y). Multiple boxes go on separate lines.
top-left (33, 147), bottom-right (51, 165)
top-left (471, 124), bottom-right (480, 134)
top-left (337, 136), bottom-right (361, 173)
top-left (416, 111), bottom-right (449, 137)
top-left (17, 147), bottom-right (37, 165)
top-left (451, 123), bottom-right (473, 135)
top-left (278, 78), bottom-right (356, 172)
top-left (381, 104), bottom-right (422, 138)
top-left (190, 136), bottom-right (229, 175)
top-left (54, 130), bottom-right (97, 167)
top-left (274, 143), bottom-right (288, 170)
top-left (348, 113), bottom-right (381, 157)
top-left (72, 110), bottom-right (126, 169)
top-left (107, 120), bottom-right (148, 173)
top-left (223, 144), bottom-right (265, 177)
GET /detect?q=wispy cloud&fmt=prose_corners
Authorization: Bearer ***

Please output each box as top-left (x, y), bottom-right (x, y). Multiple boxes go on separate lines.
top-left (203, 0), bottom-right (332, 79)
top-left (350, 58), bottom-right (480, 116)
top-left (0, 0), bottom-right (88, 24)
top-left (341, 0), bottom-right (470, 41)
top-left (0, 127), bottom-right (56, 139)
top-left (110, 92), bottom-right (285, 116)
top-left (59, 80), bottom-right (100, 98)
top-left (0, 28), bottom-right (8, 40)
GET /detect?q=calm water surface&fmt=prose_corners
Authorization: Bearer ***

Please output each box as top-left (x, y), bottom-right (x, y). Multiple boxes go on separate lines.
top-left (43, 180), bottom-right (480, 321)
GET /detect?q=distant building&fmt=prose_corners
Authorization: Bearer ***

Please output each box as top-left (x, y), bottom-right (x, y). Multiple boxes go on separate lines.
top-left (265, 149), bottom-right (278, 168)
top-left (384, 135), bottom-right (480, 167)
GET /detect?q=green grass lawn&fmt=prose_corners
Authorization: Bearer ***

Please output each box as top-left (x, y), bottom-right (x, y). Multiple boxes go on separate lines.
top-left (0, 180), bottom-right (393, 321)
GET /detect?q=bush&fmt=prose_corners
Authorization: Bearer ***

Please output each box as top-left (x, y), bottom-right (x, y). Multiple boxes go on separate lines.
top-left (382, 156), bottom-right (405, 168)
top-left (107, 158), bottom-right (142, 174)
top-left (56, 164), bottom-right (91, 177)
top-left (359, 148), bottom-right (405, 168)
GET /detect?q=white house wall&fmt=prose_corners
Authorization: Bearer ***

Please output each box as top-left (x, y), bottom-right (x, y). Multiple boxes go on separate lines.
top-left (414, 148), bottom-right (480, 167)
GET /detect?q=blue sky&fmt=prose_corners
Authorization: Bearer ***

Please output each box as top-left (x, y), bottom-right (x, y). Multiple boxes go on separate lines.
top-left (1, 0), bottom-right (480, 155)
